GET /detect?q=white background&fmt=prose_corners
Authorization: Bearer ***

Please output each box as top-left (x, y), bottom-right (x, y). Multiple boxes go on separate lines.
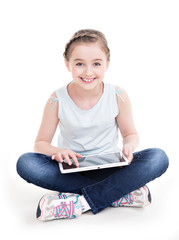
top-left (0, 0), bottom-right (179, 239)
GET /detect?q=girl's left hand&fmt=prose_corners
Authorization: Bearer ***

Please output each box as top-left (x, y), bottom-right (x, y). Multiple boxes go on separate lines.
top-left (122, 145), bottom-right (133, 164)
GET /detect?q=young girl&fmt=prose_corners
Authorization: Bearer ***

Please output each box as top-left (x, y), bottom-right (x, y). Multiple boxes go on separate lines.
top-left (16, 29), bottom-right (169, 221)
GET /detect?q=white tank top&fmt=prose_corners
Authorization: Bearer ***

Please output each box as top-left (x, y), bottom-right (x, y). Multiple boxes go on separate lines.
top-left (55, 81), bottom-right (124, 156)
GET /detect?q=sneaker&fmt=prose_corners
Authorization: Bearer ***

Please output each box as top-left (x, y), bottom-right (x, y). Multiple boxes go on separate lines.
top-left (36, 192), bottom-right (83, 221)
top-left (112, 185), bottom-right (151, 208)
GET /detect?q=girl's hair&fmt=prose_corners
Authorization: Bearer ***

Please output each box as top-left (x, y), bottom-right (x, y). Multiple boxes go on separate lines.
top-left (63, 29), bottom-right (110, 62)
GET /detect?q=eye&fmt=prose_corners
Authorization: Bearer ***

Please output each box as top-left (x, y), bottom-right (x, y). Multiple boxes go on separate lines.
top-left (76, 62), bottom-right (83, 66)
top-left (94, 62), bottom-right (101, 66)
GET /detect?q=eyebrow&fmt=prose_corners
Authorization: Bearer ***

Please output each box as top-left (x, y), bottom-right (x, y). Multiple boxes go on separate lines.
top-left (73, 58), bottom-right (103, 62)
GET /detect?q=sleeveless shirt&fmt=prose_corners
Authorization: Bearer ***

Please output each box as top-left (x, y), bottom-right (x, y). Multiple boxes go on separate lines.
top-left (55, 81), bottom-right (124, 156)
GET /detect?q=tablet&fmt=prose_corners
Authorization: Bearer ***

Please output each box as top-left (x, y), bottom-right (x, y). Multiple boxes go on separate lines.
top-left (59, 150), bottom-right (129, 174)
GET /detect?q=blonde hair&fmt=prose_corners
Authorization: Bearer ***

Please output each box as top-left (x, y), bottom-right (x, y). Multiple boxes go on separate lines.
top-left (63, 29), bottom-right (110, 62)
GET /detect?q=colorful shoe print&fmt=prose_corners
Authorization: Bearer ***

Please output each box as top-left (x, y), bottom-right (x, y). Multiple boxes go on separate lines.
top-left (112, 185), bottom-right (151, 208)
top-left (36, 193), bottom-right (83, 221)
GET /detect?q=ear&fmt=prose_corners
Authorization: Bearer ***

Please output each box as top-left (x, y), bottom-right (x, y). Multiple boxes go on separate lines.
top-left (64, 59), bottom-right (71, 72)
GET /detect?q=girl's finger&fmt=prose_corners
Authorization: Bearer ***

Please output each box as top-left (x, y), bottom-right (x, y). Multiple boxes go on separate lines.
top-left (63, 154), bottom-right (72, 165)
top-left (52, 153), bottom-right (63, 163)
top-left (76, 153), bottom-right (83, 158)
top-left (57, 154), bottom-right (64, 163)
top-left (126, 152), bottom-right (133, 163)
top-left (70, 154), bottom-right (79, 167)
top-left (123, 148), bottom-right (129, 156)
top-left (129, 154), bottom-right (133, 163)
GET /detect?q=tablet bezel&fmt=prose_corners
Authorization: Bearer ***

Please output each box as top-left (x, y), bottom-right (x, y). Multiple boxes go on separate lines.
top-left (59, 150), bottom-right (129, 174)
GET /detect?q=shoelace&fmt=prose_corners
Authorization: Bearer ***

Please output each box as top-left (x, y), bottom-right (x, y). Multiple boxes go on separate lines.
top-left (113, 193), bottom-right (135, 206)
top-left (58, 193), bottom-right (68, 199)
top-left (51, 201), bottom-right (75, 219)
top-left (58, 193), bottom-right (85, 213)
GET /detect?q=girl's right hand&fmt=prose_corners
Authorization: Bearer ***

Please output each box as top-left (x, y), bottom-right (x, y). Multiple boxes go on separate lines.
top-left (51, 149), bottom-right (83, 167)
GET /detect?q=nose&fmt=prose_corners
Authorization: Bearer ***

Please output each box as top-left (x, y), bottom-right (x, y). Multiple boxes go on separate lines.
top-left (84, 66), bottom-right (93, 76)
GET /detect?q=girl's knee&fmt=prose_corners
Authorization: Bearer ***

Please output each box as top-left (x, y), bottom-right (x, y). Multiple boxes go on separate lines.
top-left (135, 148), bottom-right (169, 173)
top-left (135, 148), bottom-right (169, 181)
top-left (16, 152), bottom-right (37, 179)
top-left (145, 148), bottom-right (169, 175)
top-left (17, 153), bottom-right (28, 172)
top-left (17, 153), bottom-right (27, 177)
top-left (152, 148), bottom-right (169, 170)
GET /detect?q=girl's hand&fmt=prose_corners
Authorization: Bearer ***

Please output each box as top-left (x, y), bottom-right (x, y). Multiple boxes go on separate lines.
top-left (122, 145), bottom-right (133, 164)
top-left (51, 149), bottom-right (83, 167)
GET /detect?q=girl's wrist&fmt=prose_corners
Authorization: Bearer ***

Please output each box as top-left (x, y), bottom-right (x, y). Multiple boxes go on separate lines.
top-left (123, 133), bottom-right (139, 152)
top-left (123, 143), bottom-right (134, 152)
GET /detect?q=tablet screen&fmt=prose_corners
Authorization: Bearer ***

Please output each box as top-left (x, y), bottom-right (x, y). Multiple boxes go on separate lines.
top-left (61, 152), bottom-right (127, 171)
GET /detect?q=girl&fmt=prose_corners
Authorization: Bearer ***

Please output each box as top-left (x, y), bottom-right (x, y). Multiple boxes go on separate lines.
top-left (16, 29), bottom-right (169, 221)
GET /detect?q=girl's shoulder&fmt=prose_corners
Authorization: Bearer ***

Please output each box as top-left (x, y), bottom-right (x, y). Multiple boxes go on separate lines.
top-left (48, 91), bottom-right (59, 111)
top-left (48, 84), bottom-right (67, 113)
top-left (50, 91), bottom-right (58, 98)
top-left (49, 84), bottom-right (66, 105)
top-left (105, 82), bottom-right (125, 94)
top-left (114, 85), bottom-right (131, 107)
top-left (115, 86), bottom-right (125, 99)
top-left (106, 82), bottom-right (126, 103)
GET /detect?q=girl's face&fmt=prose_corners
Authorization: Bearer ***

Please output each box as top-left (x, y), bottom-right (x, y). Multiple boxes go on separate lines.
top-left (65, 42), bottom-right (109, 90)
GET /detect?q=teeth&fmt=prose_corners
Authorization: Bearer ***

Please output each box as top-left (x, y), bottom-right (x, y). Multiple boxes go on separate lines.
top-left (82, 78), bottom-right (95, 82)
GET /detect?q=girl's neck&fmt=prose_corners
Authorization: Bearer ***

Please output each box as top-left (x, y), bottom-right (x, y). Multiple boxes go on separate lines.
top-left (68, 81), bottom-right (104, 100)
top-left (66, 81), bottom-right (104, 110)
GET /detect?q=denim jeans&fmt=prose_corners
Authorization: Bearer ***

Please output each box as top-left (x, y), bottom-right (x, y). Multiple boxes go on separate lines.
top-left (16, 148), bottom-right (169, 214)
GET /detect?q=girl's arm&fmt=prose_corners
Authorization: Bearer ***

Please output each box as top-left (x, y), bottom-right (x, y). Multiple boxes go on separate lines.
top-left (115, 88), bottom-right (139, 163)
top-left (34, 92), bottom-right (81, 166)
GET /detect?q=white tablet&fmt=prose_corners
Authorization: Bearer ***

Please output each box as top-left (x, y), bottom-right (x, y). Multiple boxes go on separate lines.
top-left (59, 150), bottom-right (129, 174)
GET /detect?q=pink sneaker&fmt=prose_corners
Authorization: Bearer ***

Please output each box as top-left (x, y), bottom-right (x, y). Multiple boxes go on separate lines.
top-left (112, 186), bottom-right (151, 207)
top-left (36, 193), bottom-right (83, 221)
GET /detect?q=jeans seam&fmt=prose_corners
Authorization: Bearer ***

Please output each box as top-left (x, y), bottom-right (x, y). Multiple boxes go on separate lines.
top-left (82, 187), bottom-right (97, 213)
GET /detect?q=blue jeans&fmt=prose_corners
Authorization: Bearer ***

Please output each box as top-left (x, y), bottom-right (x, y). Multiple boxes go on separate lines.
top-left (16, 148), bottom-right (169, 214)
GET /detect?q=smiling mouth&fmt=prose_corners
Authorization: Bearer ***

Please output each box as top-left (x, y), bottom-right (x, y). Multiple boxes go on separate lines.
top-left (80, 77), bottom-right (96, 83)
